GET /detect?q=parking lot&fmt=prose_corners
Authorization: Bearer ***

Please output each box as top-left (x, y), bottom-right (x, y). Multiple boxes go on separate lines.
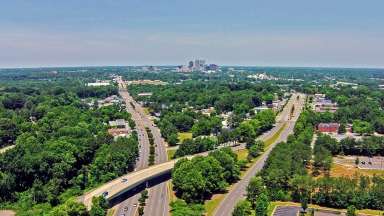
top-left (334, 156), bottom-right (384, 170)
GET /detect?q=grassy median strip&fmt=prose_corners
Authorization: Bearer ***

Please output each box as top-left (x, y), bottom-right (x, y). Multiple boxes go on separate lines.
top-left (264, 123), bottom-right (287, 147)
top-left (145, 127), bottom-right (155, 166)
top-left (106, 208), bottom-right (115, 216)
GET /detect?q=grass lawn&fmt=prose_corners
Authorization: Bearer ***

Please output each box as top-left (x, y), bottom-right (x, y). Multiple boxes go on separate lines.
top-left (330, 163), bottom-right (384, 177)
top-left (264, 123), bottom-right (287, 147)
top-left (205, 193), bottom-right (226, 216)
top-left (358, 209), bottom-right (384, 215)
top-left (106, 208), bottom-right (116, 216)
top-left (234, 148), bottom-right (249, 161)
top-left (268, 201), bottom-right (384, 216)
top-left (309, 163), bottom-right (384, 179)
top-left (167, 181), bottom-right (177, 202)
top-left (177, 132), bottom-right (192, 143)
top-left (167, 149), bottom-right (176, 160)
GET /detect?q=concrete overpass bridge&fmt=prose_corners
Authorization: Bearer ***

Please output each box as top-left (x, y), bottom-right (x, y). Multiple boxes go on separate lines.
top-left (80, 147), bottom-right (239, 209)
top-left (80, 157), bottom-right (179, 209)
top-left (79, 93), bottom-right (304, 210)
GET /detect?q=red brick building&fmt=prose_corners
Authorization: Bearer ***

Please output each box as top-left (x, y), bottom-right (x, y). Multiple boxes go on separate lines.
top-left (317, 123), bottom-right (340, 133)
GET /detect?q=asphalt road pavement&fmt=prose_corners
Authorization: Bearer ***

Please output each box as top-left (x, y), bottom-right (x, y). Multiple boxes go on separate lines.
top-left (83, 88), bottom-right (304, 216)
top-left (213, 93), bottom-right (306, 216)
top-left (114, 77), bottom-right (169, 216)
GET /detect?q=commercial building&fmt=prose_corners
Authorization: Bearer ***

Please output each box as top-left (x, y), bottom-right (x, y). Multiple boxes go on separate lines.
top-left (108, 119), bottom-right (131, 139)
top-left (194, 59), bottom-right (206, 70)
top-left (313, 94), bottom-right (338, 113)
top-left (87, 80), bottom-right (110, 86)
top-left (317, 123), bottom-right (340, 133)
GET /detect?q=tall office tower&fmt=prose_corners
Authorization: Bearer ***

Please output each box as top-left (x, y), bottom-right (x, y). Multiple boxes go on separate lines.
top-left (188, 61), bottom-right (194, 68)
top-left (194, 59), bottom-right (206, 70)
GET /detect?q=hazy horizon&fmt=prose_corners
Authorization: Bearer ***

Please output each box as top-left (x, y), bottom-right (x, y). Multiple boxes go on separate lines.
top-left (1, 0), bottom-right (383, 68)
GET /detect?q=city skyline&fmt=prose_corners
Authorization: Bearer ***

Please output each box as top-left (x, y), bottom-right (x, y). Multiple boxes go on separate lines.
top-left (1, 0), bottom-right (383, 68)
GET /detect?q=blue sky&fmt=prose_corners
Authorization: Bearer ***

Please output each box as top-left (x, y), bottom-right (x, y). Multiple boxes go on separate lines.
top-left (1, 0), bottom-right (383, 68)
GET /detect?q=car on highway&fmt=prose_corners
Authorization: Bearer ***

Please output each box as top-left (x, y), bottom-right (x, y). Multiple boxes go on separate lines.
top-left (121, 178), bottom-right (128, 183)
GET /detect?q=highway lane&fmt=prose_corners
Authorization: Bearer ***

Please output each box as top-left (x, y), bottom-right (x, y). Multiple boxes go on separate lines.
top-left (113, 78), bottom-right (150, 216)
top-left (80, 142), bottom-right (250, 209)
top-left (213, 93), bottom-right (306, 216)
top-left (132, 91), bottom-right (169, 216)
top-left (114, 77), bottom-right (169, 216)
top-left (81, 89), bottom-right (303, 215)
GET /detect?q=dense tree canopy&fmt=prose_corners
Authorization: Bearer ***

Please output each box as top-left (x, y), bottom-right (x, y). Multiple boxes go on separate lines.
top-left (172, 148), bottom-right (241, 203)
top-left (0, 80), bottom-right (138, 214)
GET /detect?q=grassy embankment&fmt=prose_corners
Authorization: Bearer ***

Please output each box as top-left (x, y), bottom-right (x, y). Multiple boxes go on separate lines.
top-left (268, 201), bottom-right (384, 216)
top-left (204, 123), bottom-right (287, 216)
top-left (177, 132), bottom-right (192, 143)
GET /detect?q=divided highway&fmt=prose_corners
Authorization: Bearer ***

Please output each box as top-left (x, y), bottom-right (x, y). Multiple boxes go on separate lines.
top-left (114, 77), bottom-right (169, 216)
top-left (213, 93), bottom-right (306, 216)
top-left (80, 90), bottom-right (305, 216)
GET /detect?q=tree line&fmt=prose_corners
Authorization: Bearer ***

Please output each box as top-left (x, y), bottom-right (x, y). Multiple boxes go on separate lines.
top-left (0, 82), bottom-right (138, 215)
top-left (171, 147), bottom-right (241, 216)
top-left (242, 109), bottom-right (384, 213)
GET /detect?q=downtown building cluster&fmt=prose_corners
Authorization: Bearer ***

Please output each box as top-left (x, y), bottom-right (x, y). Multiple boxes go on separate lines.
top-left (177, 59), bottom-right (219, 73)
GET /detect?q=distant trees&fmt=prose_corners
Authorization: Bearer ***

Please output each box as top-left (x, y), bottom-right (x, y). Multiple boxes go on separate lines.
top-left (130, 80), bottom-right (281, 145)
top-left (325, 86), bottom-right (384, 135)
top-left (1, 93), bottom-right (26, 109)
top-left (76, 85), bottom-right (118, 99)
top-left (0, 118), bottom-right (18, 147)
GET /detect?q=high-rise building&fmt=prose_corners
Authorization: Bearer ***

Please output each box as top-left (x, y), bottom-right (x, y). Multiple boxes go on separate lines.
top-left (206, 64), bottom-right (218, 71)
top-left (188, 61), bottom-right (194, 69)
top-left (194, 59), bottom-right (206, 70)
